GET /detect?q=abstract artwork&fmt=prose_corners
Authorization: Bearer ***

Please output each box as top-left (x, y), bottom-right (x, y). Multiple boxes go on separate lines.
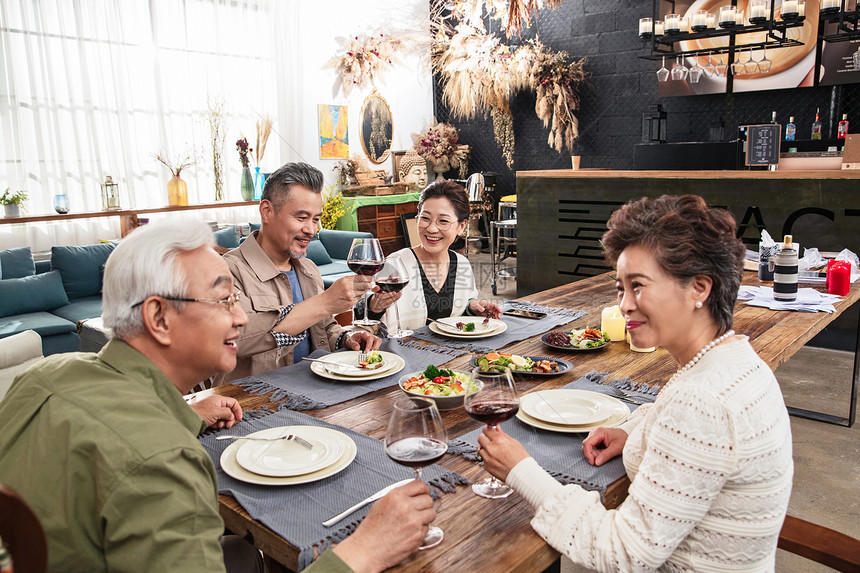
top-left (318, 104), bottom-right (349, 159)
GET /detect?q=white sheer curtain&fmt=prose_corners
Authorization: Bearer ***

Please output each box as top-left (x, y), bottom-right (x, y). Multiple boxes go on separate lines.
top-left (0, 0), bottom-right (285, 248)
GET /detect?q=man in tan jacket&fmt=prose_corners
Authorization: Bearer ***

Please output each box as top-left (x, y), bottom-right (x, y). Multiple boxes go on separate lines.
top-left (216, 162), bottom-right (381, 384)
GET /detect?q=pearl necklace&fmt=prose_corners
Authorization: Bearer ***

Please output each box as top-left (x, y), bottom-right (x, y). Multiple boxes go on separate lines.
top-left (667, 329), bottom-right (735, 387)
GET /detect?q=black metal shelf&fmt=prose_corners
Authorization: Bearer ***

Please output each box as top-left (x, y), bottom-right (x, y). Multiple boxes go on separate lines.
top-left (820, 6), bottom-right (860, 43)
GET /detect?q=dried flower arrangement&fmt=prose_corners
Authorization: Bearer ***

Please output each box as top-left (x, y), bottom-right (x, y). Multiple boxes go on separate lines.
top-left (440, 0), bottom-right (562, 38)
top-left (412, 119), bottom-right (470, 179)
top-left (236, 137), bottom-right (252, 168)
top-left (254, 115), bottom-right (273, 168)
top-left (153, 148), bottom-right (197, 178)
top-left (528, 40), bottom-right (587, 154)
top-left (203, 96), bottom-right (227, 201)
top-left (333, 157), bottom-right (359, 187)
top-left (327, 32), bottom-right (404, 98)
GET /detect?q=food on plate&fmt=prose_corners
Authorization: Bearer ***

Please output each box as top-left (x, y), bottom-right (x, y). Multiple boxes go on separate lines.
top-left (475, 352), bottom-right (559, 373)
top-left (401, 365), bottom-right (477, 397)
top-left (455, 321), bottom-right (476, 332)
top-left (545, 330), bottom-right (572, 346)
top-left (546, 328), bottom-right (610, 349)
top-left (358, 351), bottom-right (385, 369)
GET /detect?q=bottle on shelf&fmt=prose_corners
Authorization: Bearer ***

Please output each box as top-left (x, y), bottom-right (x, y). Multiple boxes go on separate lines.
top-left (812, 108), bottom-right (822, 140)
top-left (771, 111), bottom-right (778, 125)
top-left (837, 114), bottom-right (849, 139)
top-left (785, 116), bottom-right (797, 141)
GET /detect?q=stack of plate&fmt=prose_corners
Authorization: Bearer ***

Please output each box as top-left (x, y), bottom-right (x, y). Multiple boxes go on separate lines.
top-left (517, 389), bottom-right (630, 433)
top-left (309, 350), bottom-right (405, 381)
top-left (428, 317), bottom-right (507, 339)
top-left (220, 425), bottom-right (357, 485)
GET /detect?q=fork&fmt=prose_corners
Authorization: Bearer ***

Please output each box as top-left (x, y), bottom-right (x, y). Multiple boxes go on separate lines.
top-left (358, 350), bottom-right (368, 363)
top-left (216, 434), bottom-right (314, 450)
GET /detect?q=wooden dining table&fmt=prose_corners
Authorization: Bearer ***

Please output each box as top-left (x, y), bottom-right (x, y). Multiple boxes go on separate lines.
top-left (209, 271), bottom-right (860, 572)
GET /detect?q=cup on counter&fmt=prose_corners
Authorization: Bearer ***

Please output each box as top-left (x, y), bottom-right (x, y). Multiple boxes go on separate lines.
top-left (758, 243), bottom-right (780, 281)
top-left (571, 155), bottom-right (581, 170)
top-left (627, 331), bottom-right (656, 353)
top-left (601, 305), bottom-right (626, 341)
top-left (827, 260), bottom-right (851, 296)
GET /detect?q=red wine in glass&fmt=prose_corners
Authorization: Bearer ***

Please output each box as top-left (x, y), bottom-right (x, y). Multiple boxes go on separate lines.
top-left (348, 260), bottom-right (385, 276)
top-left (376, 277), bottom-right (409, 293)
top-left (377, 257), bottom-right (412, 338)
top-left (386, 437), bottom-right (448, 468)
top-left (465, 401), bottom-right (519, 426)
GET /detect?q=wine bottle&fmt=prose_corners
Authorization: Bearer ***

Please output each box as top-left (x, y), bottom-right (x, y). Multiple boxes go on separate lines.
top-left (837, 114), bottom-right (849, 139)
top-left (785, 116), bottom-right (797, 141)
top-left (812, 108), bottom-right (822, 140)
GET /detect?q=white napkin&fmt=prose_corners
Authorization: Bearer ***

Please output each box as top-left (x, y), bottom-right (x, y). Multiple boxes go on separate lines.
top-left (737, 286), bottom-right (842, 313)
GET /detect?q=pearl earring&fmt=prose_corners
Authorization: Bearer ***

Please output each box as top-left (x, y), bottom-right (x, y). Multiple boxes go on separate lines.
top-left (695, 301), bottom-right (703, 308)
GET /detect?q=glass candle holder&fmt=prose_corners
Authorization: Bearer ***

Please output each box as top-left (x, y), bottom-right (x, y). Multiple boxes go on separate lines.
top-left (705, 12), bottom-right (717, 28)
top-left (821, 0), bottom-right (841, 15)
top-left (719, 5), bottom-right (738, 27)
top-left (665, 13), bottom-right (681, 33)
top-left (639, 17), bottom-right (653, 37)
top-left (692, 10), bottom-right (709, 31)
top-left (750, 0), bottom-right (768, 23)
top-left (735, 9), bottom-right (745, 25)
top-left (679, 17), bottom-right (691, 32)
top-left (797, 0), bottom-right (806, 18)
top-left (780, 0), bottom-right (799, 19)
top-left (654, 20), bottom-right (665, 35)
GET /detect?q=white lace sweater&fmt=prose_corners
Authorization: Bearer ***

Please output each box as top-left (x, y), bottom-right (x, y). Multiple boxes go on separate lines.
top-left (506, 336), bottom-right (793, 572)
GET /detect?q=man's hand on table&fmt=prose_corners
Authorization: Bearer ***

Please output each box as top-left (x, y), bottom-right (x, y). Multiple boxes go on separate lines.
top-left (582, 427), bottom-right (628, 466)
top-left (343, 329), bottom-right (382, 352)
top-left (477, 426), bottom-right (530, 482)
top-left (191, 395), bottom-right (243, 429)
top-left (332, 480), bottom-right (435, 573)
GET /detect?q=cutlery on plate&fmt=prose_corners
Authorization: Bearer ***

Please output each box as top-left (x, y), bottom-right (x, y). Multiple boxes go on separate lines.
top-left (215, 434), bottom-right (314, 450)
top-left (323, 478), bottom-right (415, 527)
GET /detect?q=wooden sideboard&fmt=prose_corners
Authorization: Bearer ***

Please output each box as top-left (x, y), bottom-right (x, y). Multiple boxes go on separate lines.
top-left (356, 200), bottom-right (418, 254)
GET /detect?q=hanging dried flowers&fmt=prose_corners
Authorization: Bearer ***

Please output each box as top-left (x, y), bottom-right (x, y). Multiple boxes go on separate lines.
top-left (412, 119), bottom-right (470, 178)
top-left (439, 0), bottom-right (563, 38)
top-left (327, 32), bottom-right (403, 98)
top-left (528, 40), bottom-right (587, 154)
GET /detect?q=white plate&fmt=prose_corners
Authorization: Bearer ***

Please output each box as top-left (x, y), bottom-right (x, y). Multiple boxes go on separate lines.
top-left (235, 426), bottom-right (346, 477)
top-left (516, 401), bottom-right (629, 434)
top-left (309, 350), bottom-right (399, 377)
top-left (220, 427), bottom-right (357, 486)
top-left (310, 352), bottom-right (405, 381)
top-left (428, 319), bottom-right (507, 339)
top-left (433, 316), bottom-right (496, 336)
top-left (520, 390), bottom-right (619, 426)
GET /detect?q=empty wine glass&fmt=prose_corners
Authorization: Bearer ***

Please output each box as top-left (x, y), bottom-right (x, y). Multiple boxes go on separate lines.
top-left (744, 48), bottom-right (759, 74)
top-left (347, 238), bottom-right (384, 326)
top-left (376, 256), bottom-right (412, 338)
top-left (688, 56), bottom-right (704, 83)
top-left (731, 51), bottom-right (746, 76)
top-left (715, 52), bottom-right (728, 77)
top-left (385, 397), bottom-right (448, 549)
top-left (656, 56), bottom-right (670, 82)
top-left (464, 367), bottom-right (519, 499)
top-left (758, 47), bottom-right (773, 73)
top-left (703, 51), bottom-right (717, 77)
top-left (671, 56), bottom-right (689, 81)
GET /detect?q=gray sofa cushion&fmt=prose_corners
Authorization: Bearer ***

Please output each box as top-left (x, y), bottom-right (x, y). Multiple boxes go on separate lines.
top-left (52, 243), bottom-right (115, 299)
top-left (0, 271), bottom-right (70, 318)
top-left (0, 247), bottom-right (35, 279)
top-left (51, 296), bottom-right (103, 324)
top-left (307, 239), bottom-right (333, 266)
top-left (214, 226), bottom-right (240, 249)
top-left (0, 311), bottom-right (77, 339)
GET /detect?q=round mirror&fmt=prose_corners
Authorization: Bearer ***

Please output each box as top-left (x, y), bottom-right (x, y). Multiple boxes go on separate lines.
top-left (466, 172), bottom-right (485, 202)
top-left (359, 91), bottom-right (393, 165)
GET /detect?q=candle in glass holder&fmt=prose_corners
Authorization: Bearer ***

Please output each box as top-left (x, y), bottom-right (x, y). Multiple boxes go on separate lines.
top-left (692, 10), bottom-right (708, 31)
top-left (639, 17), bottom-right (653, 37)
top-left (679, 17), bottom-right (691, 32)
top-left (705, 12), bottom-right (717, 28)
top-left (781, 0), bottom-right (799, 18)
top-left (750, 0), bottom-right (767, 22)
top-left (719, 5), bottom-right (738, 27)
top-left (665, 13), bottom-right (681, 33)
top-left (821, 0), bottom-right (841, 13)
top-left (797, 0), bottom-right (806, 17)
top-left (601, 305), bottom-right (626, 342)
top-left (735, 9), bottom-right (745, 25)
top-left (654, 20), bottom-right (665, 35)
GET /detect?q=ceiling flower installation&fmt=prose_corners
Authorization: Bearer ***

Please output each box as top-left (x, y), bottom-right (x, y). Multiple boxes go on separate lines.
top-left (328, 32), bottom-right (404, 98)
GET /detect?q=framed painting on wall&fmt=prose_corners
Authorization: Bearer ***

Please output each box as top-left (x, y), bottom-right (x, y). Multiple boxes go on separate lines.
top-left (318, 104), bottom-right (349, 159)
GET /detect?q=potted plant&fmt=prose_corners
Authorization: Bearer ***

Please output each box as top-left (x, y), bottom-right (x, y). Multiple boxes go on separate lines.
top-left (154, 149), bottom-right (196, 207)
top-left (1, 188), bottom-right (28, 218)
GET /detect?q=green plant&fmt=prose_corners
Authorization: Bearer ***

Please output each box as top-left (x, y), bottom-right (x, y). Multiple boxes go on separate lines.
top-left (0, 188), bottom-right (27, 206)
top-left (321, 185), bottom-right (347, 230)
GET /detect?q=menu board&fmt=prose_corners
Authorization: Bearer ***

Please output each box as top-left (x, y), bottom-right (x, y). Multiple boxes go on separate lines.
top-left (745, 124), bottom-right (781, 166)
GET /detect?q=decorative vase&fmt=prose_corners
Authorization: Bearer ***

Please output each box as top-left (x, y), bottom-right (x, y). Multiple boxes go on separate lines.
top-left (4, 204), bottom-right (20, 218)
top-left (53, 194), bottom-right (70, 214)
top-left (432, 163), bottom-right (448, 182)
top-left (253, 167), bottom-right (265, 200)
top-left (240, 166), bottom-right (254, 201)
top-left (167, 174), bottom-right (188, 207)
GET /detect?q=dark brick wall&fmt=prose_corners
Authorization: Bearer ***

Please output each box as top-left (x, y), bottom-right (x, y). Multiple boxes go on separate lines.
top-left (433, 1), bottom-right (860, 197)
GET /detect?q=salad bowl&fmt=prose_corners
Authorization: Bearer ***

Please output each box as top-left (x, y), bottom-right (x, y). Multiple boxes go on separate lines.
top-left (398, 367), bottom-right (477, 410)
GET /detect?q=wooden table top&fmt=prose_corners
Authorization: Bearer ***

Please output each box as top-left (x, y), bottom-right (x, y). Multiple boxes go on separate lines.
top-left (212, 272), bottom-right (860, 572)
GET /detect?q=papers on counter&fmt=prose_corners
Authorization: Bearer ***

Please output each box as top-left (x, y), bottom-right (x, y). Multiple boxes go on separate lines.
top-left (737, 286), bottom-right (842, 313)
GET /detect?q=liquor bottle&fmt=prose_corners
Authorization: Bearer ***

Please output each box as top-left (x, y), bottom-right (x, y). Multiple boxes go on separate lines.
top-left (771, 111), bottom-right (778, 124)
top-left (785, 116), bottom-right (797, 141)
top-left (812, 108), bottom-right (822, 140)
top-left (837, 114), bottom-right (849, 139)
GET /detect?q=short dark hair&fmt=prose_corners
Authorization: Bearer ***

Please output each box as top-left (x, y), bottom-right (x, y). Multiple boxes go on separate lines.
top-left (602, 194), bottom-right (745, 334)
top-left (262, 162), bottom-right (324, 211)
top-left (417, 180), bottom-right (470, 222)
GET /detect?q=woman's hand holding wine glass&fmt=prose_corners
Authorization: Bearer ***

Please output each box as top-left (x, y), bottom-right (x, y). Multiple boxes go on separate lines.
top-left (347, 238), bottom-right (385, 326)
top-left (373, 256), bottom-right (412, 338)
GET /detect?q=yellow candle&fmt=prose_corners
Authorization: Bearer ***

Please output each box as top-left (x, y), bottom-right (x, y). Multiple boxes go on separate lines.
top-left (601, 305), bottom-right (626, 342)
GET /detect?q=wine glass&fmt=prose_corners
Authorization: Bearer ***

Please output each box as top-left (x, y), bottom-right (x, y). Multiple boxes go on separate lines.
top-left (715, 52), bottom-right (728, 77)
top-left (703, 51), bottom-right (717, 78)
top-left (384, 397), bottom-right (448, 550)
top-left (730, 51), bottom-right (746, 76)
top-left (464, 366), bottom-right (519, 499)
top-left (688, 56), bottom-right (703, 83)
top-left (376, 256), bottom-right (412, 338)
top-left (347, 238), bottom-right (384, 326)
top-left (670, 56), bottom-right (688, 81)
top-left (758, 47), bottom-right (773, 73)
top-left (656, 56), bottom-right (670, 82)
top-left (744, 48), bottom-right (759, 74)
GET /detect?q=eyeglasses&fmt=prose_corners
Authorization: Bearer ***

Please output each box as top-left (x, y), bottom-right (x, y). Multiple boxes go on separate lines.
top-left (131, 291), bottom-right (241, 312)
top-left (417, 214), bottom-right (458, 231)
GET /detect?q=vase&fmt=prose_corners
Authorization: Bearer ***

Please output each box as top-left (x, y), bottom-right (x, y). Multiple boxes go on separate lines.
top-left (253, 167), bottom-right (265, 200)
top-left (432, 163), bottom-right (448, 182)
top-left (53, 194), bottom-right (70, 214)
top-left (3, 204), bottom-right (20, 218)
top-left (167, 174), bottom-right (188, 207)
top-left (240, 166), bottom-right (254, 201)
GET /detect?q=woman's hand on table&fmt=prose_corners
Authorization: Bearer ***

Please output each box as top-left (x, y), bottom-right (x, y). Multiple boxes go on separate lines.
top-left (333, 479), bottom-right (435, 573)
top-left (469, 299), bottom-right (501, 319)
top-left (190, 395), bottom-right (243, 429)
top-left (582, 427), bottom-right (628, 466)
top-left (368, 285), bottom-right (403, 313)
top-left (477, 426), bottom-right (530, 482)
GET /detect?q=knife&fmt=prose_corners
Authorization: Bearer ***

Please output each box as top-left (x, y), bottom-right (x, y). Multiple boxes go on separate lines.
top-left (322, 478), bottom-right (415, 527)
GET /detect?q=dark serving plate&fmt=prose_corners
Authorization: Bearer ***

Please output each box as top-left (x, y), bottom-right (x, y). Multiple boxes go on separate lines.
top-left (469, 355), bottom-right (573, 376)
top-left (540, 332), bottom-right (610, 352)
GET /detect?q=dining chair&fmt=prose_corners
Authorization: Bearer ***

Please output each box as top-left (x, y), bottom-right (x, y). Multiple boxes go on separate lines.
top-left (399, 212), bottom-right (421, 249)
top-left (778, 514), bottom-right (860, 571)
top-left (0, 483), bottom-right (48, 572)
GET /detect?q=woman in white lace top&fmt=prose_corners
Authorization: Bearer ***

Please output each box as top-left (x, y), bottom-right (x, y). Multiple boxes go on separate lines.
top-left (479, 194), bottom-right (793, 572)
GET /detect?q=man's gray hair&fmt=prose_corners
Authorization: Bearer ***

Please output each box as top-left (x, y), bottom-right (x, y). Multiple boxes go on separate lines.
top-left (102, 220), bottom-right (215, 340)
top-left (261, 162), bottom-right (324, 211)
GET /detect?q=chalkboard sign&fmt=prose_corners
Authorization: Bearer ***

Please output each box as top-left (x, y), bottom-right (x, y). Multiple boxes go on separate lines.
top-left (745, 124), bottom-right (782, 166)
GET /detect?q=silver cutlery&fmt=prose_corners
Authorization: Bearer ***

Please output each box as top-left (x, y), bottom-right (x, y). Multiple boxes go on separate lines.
top-left (215, 434), bottom-right (314, 450)
top-left (322, 478), bottom-right (414, 527)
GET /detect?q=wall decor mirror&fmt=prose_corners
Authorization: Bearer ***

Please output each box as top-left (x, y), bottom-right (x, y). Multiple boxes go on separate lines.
top-left (359, 90), bottom-right (393, 164)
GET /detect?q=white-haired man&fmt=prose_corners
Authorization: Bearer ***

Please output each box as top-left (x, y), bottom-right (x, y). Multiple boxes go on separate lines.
top-left (0, 220), bottom-right (434, 572)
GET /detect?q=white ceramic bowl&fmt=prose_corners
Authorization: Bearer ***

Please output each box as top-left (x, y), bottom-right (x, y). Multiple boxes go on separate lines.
top-left (397, 370), bottom-right (472, 411)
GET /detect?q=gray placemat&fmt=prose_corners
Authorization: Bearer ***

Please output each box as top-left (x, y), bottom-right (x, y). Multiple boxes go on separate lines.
top-left (399, 300), bottom-right (587, 353)
top-left (200, 408), bottom-right (467, 571)
top-left (448, 371), bottom-right (657, 502)
top-left (234, 339), bottom-right (467, 410)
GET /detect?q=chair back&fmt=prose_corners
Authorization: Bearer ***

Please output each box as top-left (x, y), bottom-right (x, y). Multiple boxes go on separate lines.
top-left (778, 514), bottom-right (860, 571)
top-left (0, 483), bottom-right (48, 572)
top-left (399, 212), bottom-right (421, 248)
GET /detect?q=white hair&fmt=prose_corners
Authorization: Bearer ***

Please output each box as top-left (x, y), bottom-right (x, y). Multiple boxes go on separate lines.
top-left (102, 220), bottom-right (215, 340)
